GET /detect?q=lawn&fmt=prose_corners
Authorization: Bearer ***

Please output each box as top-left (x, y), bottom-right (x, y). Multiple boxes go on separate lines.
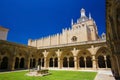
top-left (0, 70), bottom-right (97, 80)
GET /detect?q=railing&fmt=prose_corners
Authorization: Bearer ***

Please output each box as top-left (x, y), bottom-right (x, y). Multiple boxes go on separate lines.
top-left (38, 39), bottom-right (106, 49)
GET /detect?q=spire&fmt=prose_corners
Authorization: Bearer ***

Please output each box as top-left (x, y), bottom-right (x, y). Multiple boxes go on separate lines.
top-left (71, 19), bottom-right (73, 26)
top-left (80, 8), bottom-right (86, 17)
top-left (89, 13), bottom-right (92, 19)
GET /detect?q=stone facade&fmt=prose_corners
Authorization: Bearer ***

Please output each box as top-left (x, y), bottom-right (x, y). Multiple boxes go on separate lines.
top-left (28, 8), bottom-right (99, 48)
top-left (0, 26), bottom-right (9, 40)
top-left (106, 0), bottom-right (120, 79)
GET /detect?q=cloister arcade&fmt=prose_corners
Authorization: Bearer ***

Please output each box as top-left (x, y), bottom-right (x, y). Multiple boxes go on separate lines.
top-left (0, 40), bottom-right (112, 71)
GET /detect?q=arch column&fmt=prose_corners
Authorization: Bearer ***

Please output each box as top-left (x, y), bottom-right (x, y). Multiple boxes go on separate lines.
top-left (116, 55), bottom-right (120, 77)
top-left (67, 57), bottom-right (69, 68)
top-left (36, 59), bottom-right (39, 67)
top-left (40, 58), bottom-right (42, 67)
top-left (11, 57), bottom-right (15, 70)
top-left (92, 55), bottom-right (97, 69)
top-left (74, 56), bottom-right (78, 70)
top-left (56, 49), bottom-right (62, 69)
top-left (18, 58), bottom-right (20, 68)
top-left (71, 48), bottom-right (79, 70)
top-left (84, 57), bottom-right (86, 68)
top-left (30, 58), bottom-right (33, 68)
top-left (104, 55), bottom-right (107, 68)
top-left (25, 57), bottom-right (30, 69)
top-left (44, 57), bottom-right (48, 68)
top-left (53, 58), bottom-right (55, 68)
top-left (58, 57), bottom-right (61, 69)
top-left (43, 50), bottom-right (49, 68)
top-left (0, 58), bottom-right (1, 69)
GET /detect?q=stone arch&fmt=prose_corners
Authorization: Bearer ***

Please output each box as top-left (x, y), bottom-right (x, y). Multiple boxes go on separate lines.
top-left (95, 47), bottom-right (112, 68)
top-left (98, 55), bottom-right (106, 68)
top-left (29, 53), bottom-right (37, 68)
top-left (47, 51), bottom-right (58, 68)
top-left (61, 50), bottom-right (74, 68)
top-left (14, 57), bottom-right (19, 69)
top-left (79, 56), bottom-right (85, 67)
top-left (38, 53), bottom-right (44, 67)
top-left (20, 57), bottom-right (25, 68)
top-left (77, 49), bottom-right (92, 68)
top-left (33, 58), bottom-right (36, 68)
top-left (0, 56), bottom-right (9, 70)
top-left (63, 57), bottom-right (68, 67)
top-left (86, 56), bottom-right (92, 67)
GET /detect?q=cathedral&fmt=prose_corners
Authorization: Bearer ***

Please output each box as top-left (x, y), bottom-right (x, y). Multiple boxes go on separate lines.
top-left (28, 8), bottom-right (111, 70)
top-left (0, 8), bottom-right (111, 72)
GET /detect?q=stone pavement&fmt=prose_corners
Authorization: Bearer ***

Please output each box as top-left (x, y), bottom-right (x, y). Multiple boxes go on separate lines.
top-left (94, 70), bottom-right (115, 80)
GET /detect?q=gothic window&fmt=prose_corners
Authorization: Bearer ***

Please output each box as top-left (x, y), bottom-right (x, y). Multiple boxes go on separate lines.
top-left (71, 36), bottom-right (77, 42)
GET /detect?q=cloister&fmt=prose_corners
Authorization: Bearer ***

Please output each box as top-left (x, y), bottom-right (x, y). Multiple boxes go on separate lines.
top-left (0, 40), bottom-right (111, 71)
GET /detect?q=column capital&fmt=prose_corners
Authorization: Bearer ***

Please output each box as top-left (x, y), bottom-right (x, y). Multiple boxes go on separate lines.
top-left (71, 48), bottom-right (79, 56)
top-left (55, 49), bottom-right (62, 57)
top-left (42, 50), bottom-right (49, 57)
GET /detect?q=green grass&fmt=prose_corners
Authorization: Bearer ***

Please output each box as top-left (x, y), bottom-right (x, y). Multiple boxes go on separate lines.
top-left (0, 70), bottom-right (97, 80)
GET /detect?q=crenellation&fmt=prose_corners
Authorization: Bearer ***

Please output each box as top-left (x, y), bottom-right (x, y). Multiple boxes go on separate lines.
top-left (29, 8), bottom-right (103, 48)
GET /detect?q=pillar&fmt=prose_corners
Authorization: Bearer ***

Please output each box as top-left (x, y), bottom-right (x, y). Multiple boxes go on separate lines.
top-left (11, 57), bottom-right (15, 70)
top-left (84, 57), bottom-right (86, 68)
top-left (116, 55), bottom-right (120, 77)
top-left (74, 56), bottom-right (78, 70)
top-left (36, 59), bottom-right (39, 67)
top-left (58, 57), bottom-right (61, 69)
top-left (25, 57), bottom-right (30, 69)
top-left (41, 58), bottom-right (42, 67)
top-left (92, 55), bottom-right (97, 69)
top-left (104, 55), bottom-right (107, 68)
top-left (44, 57), bottom-right (48, 68)
top-left (18, 58), bottom-right (20, 68)
top-left (55, 49), bottom-right (62, 69)
top-left (67, 57), bottom-right (69, 68)
top-left (53, 58), bottom-right (55, 68)
top-left (0, 57), bottom-right (2, 69)
top-left (71, 48), bottom-right (79, 69)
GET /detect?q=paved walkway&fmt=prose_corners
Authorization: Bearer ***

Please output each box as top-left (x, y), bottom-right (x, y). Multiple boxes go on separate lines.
top-left (94, 70), bottom-right (115, 80)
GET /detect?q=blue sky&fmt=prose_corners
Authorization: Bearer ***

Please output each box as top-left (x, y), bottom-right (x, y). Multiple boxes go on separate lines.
top-left (0, 0), bottom-right (105, 45)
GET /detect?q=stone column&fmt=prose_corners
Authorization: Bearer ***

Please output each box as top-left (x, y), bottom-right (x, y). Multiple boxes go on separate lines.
top-left (116, 55), bottom-right (120, 77)
top-left (74, 56), bottom-right (78, 70)
top-left (36, 59), bottom-right (39, 67)
top-left (58, 57), bottom-right (61, 69)
top-left (104, 55), bottom-right (107, 68)
top-left (92, 55), bottom-right (97, 69)
top-left (71, 48), bottom-right (79, 69)
top-left (25, 57), bottom-right (30, 69)
top-left (84, 57), bottom-right (86, 68)
top-left (41, 58), bottom-right (42, 67)
top-left (44, 57), bottom-right (48, 68)
top-left (43, 50), bottom-right (49, 69)
top-left (11, 57), bottom-right (15, 71)
top-left (55, 49), bottom-right (62, 69)
top-left (18, 58), bottom-right (20, 68)
top-left (0, 57), bottom-right (2, 69)
top-left (67, 57), bottom-right (69, 68)
top-left (96, 59), bottom-right (99, 69)
top-left (53, 58), bottom-right (55, 68)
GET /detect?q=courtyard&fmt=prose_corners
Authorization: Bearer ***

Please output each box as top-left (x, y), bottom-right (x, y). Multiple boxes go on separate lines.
top-left (0, 70), bottom-right (96, 80)
top-left (0, 69), bottom-right (115, 80)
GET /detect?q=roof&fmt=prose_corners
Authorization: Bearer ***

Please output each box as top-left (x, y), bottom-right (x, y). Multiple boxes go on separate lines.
top-left (0, 26), bottom-right (9, 31)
